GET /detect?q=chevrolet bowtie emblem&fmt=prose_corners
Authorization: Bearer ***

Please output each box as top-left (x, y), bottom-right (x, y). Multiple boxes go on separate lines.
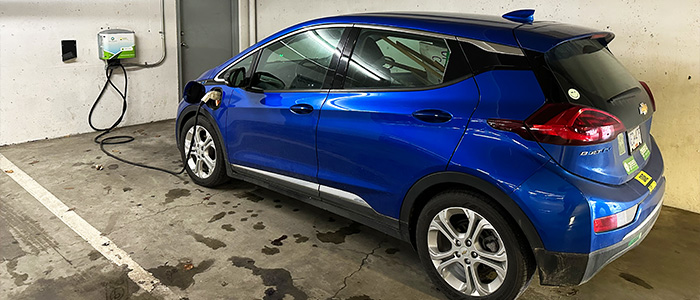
top-left (639, 102), bottom-right (648, 115)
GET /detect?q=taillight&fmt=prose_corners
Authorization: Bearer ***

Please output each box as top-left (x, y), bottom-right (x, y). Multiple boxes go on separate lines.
top-left (639, 81), bottom-right (656, 112)
top-left (593, 204), bottom-right (638, 233)
top-left (488, 104), bottom-right (626, 145)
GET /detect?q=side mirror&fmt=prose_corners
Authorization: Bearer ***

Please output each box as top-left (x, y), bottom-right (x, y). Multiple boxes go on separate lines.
top-left (224, 67), bottom-right (247, 88)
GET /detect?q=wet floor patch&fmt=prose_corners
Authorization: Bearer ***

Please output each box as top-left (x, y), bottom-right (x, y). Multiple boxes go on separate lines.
top-left (208, 212), bottom-right (226, 223)
top-left (619, 273), bottom-right (653, 289)
top-left (316, 222), bottom-right (362, 244)
top-left (147, 259), bottom-right (215, 290)
top-left (87, 250), bottom-right (103, 261)
top-left (186, 231), bottom-right (227, 250)
top-left (6, 259), bottom-right (28, 286)
top-left (221, 224), bottom-right (236, 232)
top-left (229, 256), bottom-right (308, 300)
top-left (253, 222), bottom-right (266, 230)
top-left (261, 246), bottom-right (280, 255)
top-left (242, 191), bottom-right (264, 202)
top-left (8, 264), bottom-right (150, 299)
top-left (385, 248), bottom-right (400, 255)
top-left (164, 188), bottom-right (190, 204)
top-left (292, 234), bottom-right (308, 243)
top-left (271, 235), bottom-right (288, 246)
top-left (107, 164), bottom-right (119, 170)
top-left (346, 295), bottom-right (375, 300)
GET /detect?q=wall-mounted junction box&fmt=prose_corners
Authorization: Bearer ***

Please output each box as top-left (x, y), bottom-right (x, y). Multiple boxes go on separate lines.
top-left (97, 29), bottom-right (136, 60)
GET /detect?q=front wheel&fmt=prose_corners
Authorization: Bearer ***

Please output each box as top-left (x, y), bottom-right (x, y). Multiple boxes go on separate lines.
top-left (416, 190), bottom-right (533, 300)
top-left (179, 117), bottom-right (228, 187)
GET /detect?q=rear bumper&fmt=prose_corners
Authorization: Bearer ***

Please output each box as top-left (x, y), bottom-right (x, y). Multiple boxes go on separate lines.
top-left (535, 194), bottom-right (664, 286)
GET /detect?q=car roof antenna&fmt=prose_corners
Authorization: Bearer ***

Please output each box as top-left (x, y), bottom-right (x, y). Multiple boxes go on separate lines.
top-left (502, 9), bottom-right (535, 24)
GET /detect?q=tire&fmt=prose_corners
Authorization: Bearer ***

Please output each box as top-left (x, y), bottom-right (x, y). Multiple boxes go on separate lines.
top-left (416, 190), bottom-right (533, 300)
top-left (179, 116), bottom-right (229, 187)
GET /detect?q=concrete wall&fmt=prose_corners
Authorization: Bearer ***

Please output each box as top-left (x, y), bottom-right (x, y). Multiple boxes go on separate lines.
top-left (252, 0), bottom-right (700, 213)
top-left (0, 0), bottom-right (179, 145)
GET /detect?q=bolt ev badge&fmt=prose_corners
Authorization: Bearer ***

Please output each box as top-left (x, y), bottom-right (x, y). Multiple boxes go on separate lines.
top-left (639, 102), bottom-right (648, 115)
top-left (580, 147), bottom-right (611, 156)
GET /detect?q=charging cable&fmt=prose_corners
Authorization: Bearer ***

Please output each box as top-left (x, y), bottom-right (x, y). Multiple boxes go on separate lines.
top-left (88, 59), bottom-right (202, 176)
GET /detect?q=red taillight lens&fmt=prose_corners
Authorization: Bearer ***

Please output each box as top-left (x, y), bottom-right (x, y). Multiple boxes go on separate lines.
top-left (593, 204), bottom-right (638, 233)
top-left (527, 104), bottom-right (625, 145)
top-left (639, 81), bottom-right (656, 112)
top-left (593, 214), bottom-right (618, 233)
top-left (489, 104), bottom-right (626, 145)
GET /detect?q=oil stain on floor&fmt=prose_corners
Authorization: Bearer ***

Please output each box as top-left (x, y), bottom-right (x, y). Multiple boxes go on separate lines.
top-left (208, 212), bottom-right (226, 223)
top-left (147, 259), bottom-right (215, 290)
top-left (316, 222), bottom-right (362, 244)
top-left (8, 264), bottom-right (155, 300)
top-left (229, 256), bottom-right (308, 300)
top-left (186, 231), bottom-right (227, 250)
top-left (164, 188), bottom-right (191, 204)
top-left (261, 246), bottom-right (280, 255)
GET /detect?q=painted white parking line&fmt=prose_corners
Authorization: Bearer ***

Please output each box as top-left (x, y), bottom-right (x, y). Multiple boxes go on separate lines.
top-left (0, 153), bottom-right (178, 299)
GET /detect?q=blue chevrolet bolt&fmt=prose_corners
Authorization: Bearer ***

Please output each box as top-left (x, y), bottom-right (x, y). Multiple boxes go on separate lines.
top-left (176, 10), bottom-right (664, 299)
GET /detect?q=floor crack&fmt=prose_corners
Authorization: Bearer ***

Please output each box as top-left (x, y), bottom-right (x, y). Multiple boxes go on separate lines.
top-left (111, 200), bottom-right (207, 233)
top-left (329, 237), bottom-right (386, 300)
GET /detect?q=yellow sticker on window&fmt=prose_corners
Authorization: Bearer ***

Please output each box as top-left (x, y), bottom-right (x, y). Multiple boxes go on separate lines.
top-left (647, 180), bottom-right (657, 192)
top-left (635, 171), bottom-right (652, 186)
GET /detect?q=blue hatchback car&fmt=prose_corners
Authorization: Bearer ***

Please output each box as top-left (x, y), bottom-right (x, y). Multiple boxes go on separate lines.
top-left (176, 10), bottom-right (665, 300)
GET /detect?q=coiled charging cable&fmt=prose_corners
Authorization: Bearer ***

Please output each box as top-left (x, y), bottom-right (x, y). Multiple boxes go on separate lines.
top-left (88, 61), bottom-right (202, 176)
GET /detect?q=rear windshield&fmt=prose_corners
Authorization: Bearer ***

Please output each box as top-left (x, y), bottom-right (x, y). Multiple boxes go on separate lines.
top-left (545, 39), bottom-right (652, 127)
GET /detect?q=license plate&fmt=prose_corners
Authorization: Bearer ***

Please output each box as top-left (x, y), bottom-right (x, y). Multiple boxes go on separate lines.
top-left (628, 126), bottom-right (642, 152)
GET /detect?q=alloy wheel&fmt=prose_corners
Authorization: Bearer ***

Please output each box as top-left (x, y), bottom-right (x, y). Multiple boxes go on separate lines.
top-left (184, 125), bottom-right (217, 179)
top-left (427, 207), bottom-right (508, 296)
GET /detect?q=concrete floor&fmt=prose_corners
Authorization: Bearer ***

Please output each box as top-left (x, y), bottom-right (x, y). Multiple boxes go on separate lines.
top-left (1, 119), bottom-right (699, 300)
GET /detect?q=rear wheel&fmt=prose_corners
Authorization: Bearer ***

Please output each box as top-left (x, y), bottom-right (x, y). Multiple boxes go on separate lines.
top-left (416, 190), bottom-right (533, 300)
top-left (180, 117), bottom-right (228, 187)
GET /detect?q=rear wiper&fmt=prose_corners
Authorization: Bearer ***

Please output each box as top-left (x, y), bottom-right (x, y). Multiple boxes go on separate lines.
top-left (607, 87), bottom-right (641, 103)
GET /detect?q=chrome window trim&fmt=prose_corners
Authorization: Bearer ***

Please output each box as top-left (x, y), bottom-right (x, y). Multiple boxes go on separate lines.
top-left (457, 37), bottom-right (525, 56)
top-left (214, 23), bottom-right (349, 82)
top-left (214, 23), bottom-right (460, 83)
top-left (353, 24), bottom-right (456, 40)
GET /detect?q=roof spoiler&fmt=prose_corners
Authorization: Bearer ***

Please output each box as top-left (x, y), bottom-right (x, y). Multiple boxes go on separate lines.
top-left (502, 9), bottom-right (535, 24)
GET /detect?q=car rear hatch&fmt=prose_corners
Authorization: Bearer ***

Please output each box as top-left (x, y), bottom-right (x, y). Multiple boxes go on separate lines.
top-left (514, 24), bottom-right (656, 185)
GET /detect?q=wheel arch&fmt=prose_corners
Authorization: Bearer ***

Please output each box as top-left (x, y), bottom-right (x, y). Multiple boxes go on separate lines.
top-left (176, 104), bottom-right (234, 177)
top-left (400, 171), bottom-right (544, 252)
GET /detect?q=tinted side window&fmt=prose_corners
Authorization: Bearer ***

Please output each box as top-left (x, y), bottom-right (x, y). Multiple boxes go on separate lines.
top-left (218, 51), bottom-right (258, 83)
top-left (252, 28), bottom-right (345, 91)
top-left (344, 29), bottom-right (450, 89)
top-left (231, 52), bottom-right (257, 76)
top-left (460, 41), bottom-right (529, 74)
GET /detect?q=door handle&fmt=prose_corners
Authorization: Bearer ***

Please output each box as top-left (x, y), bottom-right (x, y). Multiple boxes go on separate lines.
top-left (290, 103), bottom-right (314, 114)
top-left (412, 109), bottom-right (453, 123)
